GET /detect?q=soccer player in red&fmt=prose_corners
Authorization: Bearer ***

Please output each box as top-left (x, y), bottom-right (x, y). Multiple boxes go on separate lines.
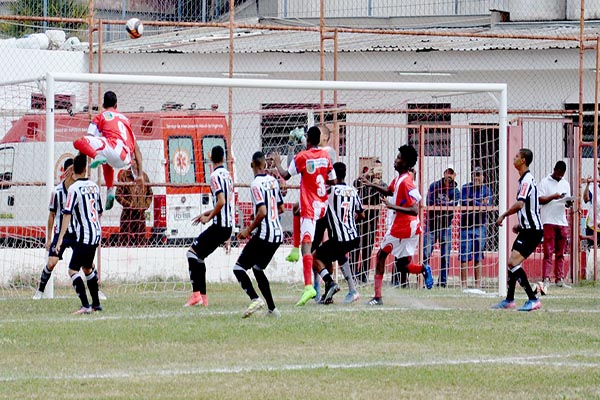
top-left (360, 145), bottom-right (433, 305)
top-left (74, 91), bottom-right (143, 210)
top-left (272, 125), bottom-right (336, 305)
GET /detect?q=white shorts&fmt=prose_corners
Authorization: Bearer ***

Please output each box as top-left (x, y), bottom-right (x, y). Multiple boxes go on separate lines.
top-left (82, 136), bottom-right (131, 169)
top-left (300, 216), bottom-right (319, 244)
top-left (380, 233), bottom-right (419, 259)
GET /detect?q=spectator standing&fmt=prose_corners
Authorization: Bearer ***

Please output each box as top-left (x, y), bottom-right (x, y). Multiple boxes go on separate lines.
top-left (115, 159), bottom-right (153, 246)
top-left (583, 160), bottom-right (600, 254)
top-left (460, 166), bottom-right (493, 289)
top-left (423, 164), bottom-right (460, 287)
top-left (538, 161), bottom-right (572, 292)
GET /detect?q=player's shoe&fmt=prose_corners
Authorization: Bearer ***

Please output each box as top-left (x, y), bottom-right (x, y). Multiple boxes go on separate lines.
top-left (183, 292), bottom-right (203, 307)
top-left (343, 290), bottom-right (360, 304)
top-left (295, 285), bottom-right (317, 306)
top-left (286, 247), bottom-right (300, 262)
top-left (324, 282), bottom-right (340, 304)
top-left (366, 297), bottom-right (383, 306)
top-left (32, 290), bottom-right (43, 300)
top-left (264, 308), bottom-right (281, 318)
top-left (491, 299), bottom-right (516, 309)
top-left (92, 304), bottom-right (103, 312)
top-left (90, 155), bottom-right (107, 169)
top-left (201, 294), bottom-right (208, 307)
top-left (242, 298), bottom-right (265, 318)
top-left (556, 279), bottom-right (571, 289)
top-left (98, 290), bottom-right (108, 300)
top-left (313, 276), bottom-right (321, 303)
top-left (533, 282), bottom-right (547, 297)
top-left (423, 263), bottom-right (434, 290)
top-left (72, 306), bottom-right (93, 315)
top-left (518, 299), bottom-right (541, 312)
top-left (105, 188), bottom-right (116, 211)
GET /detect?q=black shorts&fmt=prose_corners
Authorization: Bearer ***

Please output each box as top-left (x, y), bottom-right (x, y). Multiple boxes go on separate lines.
top-left (48, 233), bottom-right (77, 259)
top-left (191, 224), bottom-right (232, 260)
top-left (68, 242), bottom-right (98, 271)
top-left (512, 229), bottom-right (543, 259)
top-left (314, 238), bottom-right (359, 265)
top-left (237, 235), bottom-right (281, 270)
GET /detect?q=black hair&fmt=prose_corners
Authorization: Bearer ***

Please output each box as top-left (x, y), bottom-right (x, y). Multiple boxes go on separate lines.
top-left (252, 151), bottom-right (265, 166)
top-left (333, 162), bottom-right (346, 180)
top-left (554, 160), bottom-right (566, 172)
top-left (306, 126), bottom-right (321, 146)
top-left (63, 157), bottom-right (74, 170)
top-left (398, 144), bottom-right (418, 169)
top-left (73, 153), bottom-right (87, 174)
top-left (102, 91), bottom-right (117, 109)
top-left (211, 145), bottom-right (225, 163)
top-left (519, 148), bottom-right (533, 166)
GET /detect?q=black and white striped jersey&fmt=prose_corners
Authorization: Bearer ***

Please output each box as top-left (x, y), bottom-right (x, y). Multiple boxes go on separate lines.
top-left (210, 165), bottom-right (235, 228)
top-left (63, 178), bottom-right (103, 245)
top-left (516, 170), bottom-right (543, 231)
top-left (49, 181), bottom-right (74, 236)
top-left (327, 183), bottom-right (364, 242)
top-left (250, 173), bottom-right (284, 243)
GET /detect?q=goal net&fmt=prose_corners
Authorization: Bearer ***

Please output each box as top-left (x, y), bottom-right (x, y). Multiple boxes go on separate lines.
top-left (0, 73), bottom-right (507, 298)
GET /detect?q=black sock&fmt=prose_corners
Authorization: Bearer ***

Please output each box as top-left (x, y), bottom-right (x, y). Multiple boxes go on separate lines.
top-left (513, 267), bottom-right (537, 300)
top-left (507, 269), bottom-right (516, 301)
top-left (38, 265), bottom-right (52, 292)
top-left (71, 275), bottom-right (89, 308)
top-left (233, 265), bottom-right (259, 300)
top-left (187, 250), bottom-right (206, 294)
top-left (253, 267), bottom-right (275, 311)
top-left (319, 269), bottom-right (333, 285)
top-left (86, 269), bottom-right (100, 307)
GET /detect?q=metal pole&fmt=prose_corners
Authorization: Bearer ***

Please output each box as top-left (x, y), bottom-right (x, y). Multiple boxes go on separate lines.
top-left (44, 73), bottom-right (56, 299)
top-left (498, 87), bottom-right (508, 297)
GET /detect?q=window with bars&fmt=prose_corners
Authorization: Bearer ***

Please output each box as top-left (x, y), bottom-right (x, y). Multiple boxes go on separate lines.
top-left (407, 103), bottom-right (451, 157)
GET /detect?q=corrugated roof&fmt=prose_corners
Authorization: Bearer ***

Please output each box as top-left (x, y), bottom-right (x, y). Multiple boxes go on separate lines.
top-left (99, 24), bottom-right (600, 54)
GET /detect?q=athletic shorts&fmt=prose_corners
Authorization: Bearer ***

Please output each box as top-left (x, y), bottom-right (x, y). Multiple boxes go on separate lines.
top-left (314, 238), bottom-right (358, 265)
top-left (68, 242), bottom-right (98, 271)
top-left (380, 233), bottom-right (419, 259)
top-left (191, 224), bottom-right (232, 260)
top-left (48, 232), bottom-right (77, 259)
top-left (512, 229), bottom-right (543, 259)
top-left (300, 215), bottom-right (327, 245)
top-left (236, 235), bottom-right (281, 270)
top-left (81, 136), bottom-right (131, 169)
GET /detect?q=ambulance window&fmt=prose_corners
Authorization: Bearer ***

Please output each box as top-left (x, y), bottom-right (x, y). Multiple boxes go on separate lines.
top-left (167, 137), bottom-right (196, 184)
top-left (202, 136), bottom-right (226, 184)
top-left (0, 147), bottom-right (14, 190)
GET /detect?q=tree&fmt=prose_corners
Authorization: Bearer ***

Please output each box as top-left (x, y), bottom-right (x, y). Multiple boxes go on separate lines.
top-left (1, 0), bottom-right (88, 38)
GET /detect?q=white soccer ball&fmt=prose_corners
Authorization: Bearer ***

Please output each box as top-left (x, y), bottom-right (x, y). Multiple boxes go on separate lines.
top-left (126, 18), bottom-right (143, 39)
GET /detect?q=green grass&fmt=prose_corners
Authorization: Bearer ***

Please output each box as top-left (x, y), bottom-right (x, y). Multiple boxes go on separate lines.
top-left (1, 284), bottom-right (599, 399)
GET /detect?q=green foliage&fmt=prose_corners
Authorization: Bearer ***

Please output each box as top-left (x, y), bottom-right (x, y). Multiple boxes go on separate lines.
top-left (1, 0), bottom-right (88, 38)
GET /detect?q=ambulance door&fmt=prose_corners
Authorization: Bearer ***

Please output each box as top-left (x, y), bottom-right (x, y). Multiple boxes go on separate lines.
top-left (0, 146), bottom-right (16, 226)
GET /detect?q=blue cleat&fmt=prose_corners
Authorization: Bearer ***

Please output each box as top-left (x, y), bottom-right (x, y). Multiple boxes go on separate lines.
top-left (423, 263), bottom-right (434, 290)
top-left (518, 299), bottom-right (541, 312)
top-left (491, 299), bottom-right (516, 309)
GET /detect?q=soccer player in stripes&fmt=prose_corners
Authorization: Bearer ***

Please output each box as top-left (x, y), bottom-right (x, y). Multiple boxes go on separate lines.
top-left (234, 151), bottom-right (285, 318)
top-left (313, 162), bottom-right (365, 304)
top-left (74, 91), bottom-right (144, 210)
top-left (184, 145), bottom-right (234, 308)
top-left (33, 157), bottom-right (76, 299)
top-left (493, 148), bottom-right (544, 311)
top-left (360, 145), bottom-right (433, 306)
top-left (272, 126), bottom-right (336, 306)
top-left (56, 154), bottom-right (104, 314)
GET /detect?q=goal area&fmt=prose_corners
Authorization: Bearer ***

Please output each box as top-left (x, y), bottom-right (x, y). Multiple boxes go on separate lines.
top-left (0, 72), bottom-right (508, 298)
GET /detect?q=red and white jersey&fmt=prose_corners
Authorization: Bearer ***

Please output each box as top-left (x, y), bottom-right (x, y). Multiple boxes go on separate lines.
top-left (87, 108), bottom-right (136, 152)
top-left (388, 172), bottom-right (422, 239)
top-left (288, 147), bottom-right (336, 219)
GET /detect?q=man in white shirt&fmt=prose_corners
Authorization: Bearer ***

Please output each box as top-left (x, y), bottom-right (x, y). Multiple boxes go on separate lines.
top-left (538, 161), bottom-right (572, 292)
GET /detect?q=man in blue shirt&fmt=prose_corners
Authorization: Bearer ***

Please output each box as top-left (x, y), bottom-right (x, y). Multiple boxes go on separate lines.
top-left (460, 166), bottom-right (493, 289)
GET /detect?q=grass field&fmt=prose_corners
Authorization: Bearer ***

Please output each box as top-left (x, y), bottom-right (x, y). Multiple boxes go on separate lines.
top-left (1, 283), bottom-right (599, 400)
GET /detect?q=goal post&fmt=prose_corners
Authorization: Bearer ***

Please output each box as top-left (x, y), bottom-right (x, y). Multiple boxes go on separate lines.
top-left (0, 72), bottom-right (507, 297)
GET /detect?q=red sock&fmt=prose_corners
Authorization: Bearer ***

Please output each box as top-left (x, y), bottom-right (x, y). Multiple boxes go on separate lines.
top-left (374, 274), bottom-right (383, 298)
top-left (407, 262), bottom-right (422, 275)
top-left (102, 165), bottom-right (115, 189)
top-left (293, 214), bottom-right (300, 248)
top-left (302, 254), bottom-right (313, 286)
top-left (73, 137), bottom-right (97, 158)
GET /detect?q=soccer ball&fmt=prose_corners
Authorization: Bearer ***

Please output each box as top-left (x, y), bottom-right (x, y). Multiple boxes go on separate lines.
top-left (288, 127), bottom-right (306, 146)
top-left (126, 18), bottom-right (143, 39)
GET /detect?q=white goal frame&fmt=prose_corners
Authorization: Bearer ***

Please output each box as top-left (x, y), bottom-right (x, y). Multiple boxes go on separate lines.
top-left (43, 72), bottom-right (508, 296)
